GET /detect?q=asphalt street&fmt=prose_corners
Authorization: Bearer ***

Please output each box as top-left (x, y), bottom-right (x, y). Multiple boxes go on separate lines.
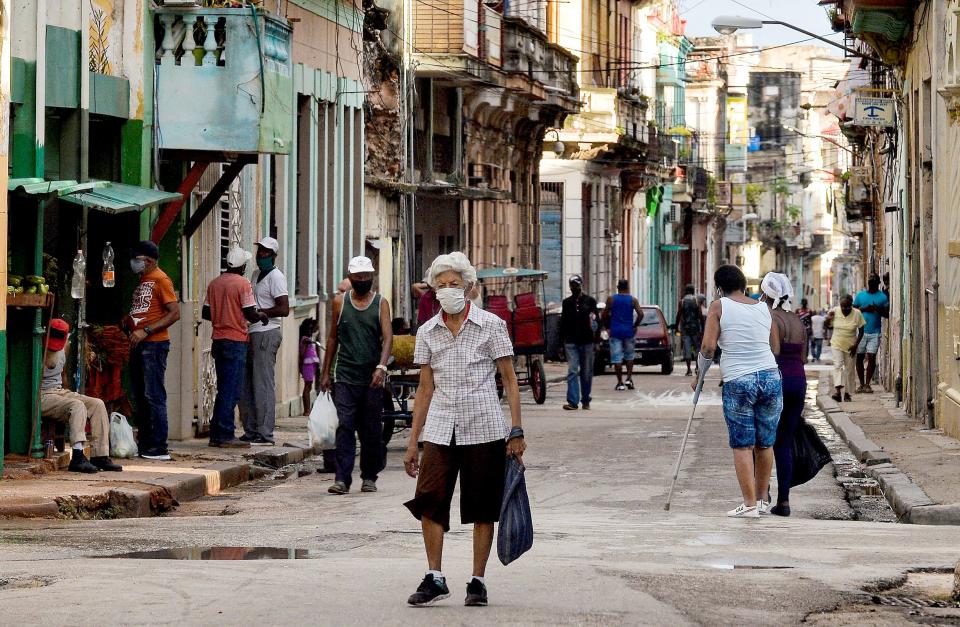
top-left (1, 366), bottom-right (959, 625)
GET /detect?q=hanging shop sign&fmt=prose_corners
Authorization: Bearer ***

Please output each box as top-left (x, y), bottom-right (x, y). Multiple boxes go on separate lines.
top-left (853, 97), bottom-right (895, 127)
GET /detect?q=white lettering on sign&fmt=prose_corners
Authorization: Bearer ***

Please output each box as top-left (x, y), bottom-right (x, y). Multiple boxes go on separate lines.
top-left (853, 97), bottom-right (895, 127)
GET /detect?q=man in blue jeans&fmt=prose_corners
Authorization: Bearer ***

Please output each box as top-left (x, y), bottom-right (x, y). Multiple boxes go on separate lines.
top-left (124, 241), bottom-right (180, 461)
top-left (560, 275), bottom-right (598, 410)
top-left (202, 247), bottom-right (268, 448)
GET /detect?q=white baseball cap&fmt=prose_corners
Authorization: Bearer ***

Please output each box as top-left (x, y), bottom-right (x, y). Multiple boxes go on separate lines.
top-left (256, 236), bottom-right (280, 253)
top-left (226, 247), bottom-right (252, 269)
top-left (347, 256), bottom-right (375, 274)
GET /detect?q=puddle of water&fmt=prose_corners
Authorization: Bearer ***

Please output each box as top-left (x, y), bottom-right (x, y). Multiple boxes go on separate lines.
top-left (97, 547), bottom-right (315, 560)
top-left (707, 564), bottom-right (795, 570)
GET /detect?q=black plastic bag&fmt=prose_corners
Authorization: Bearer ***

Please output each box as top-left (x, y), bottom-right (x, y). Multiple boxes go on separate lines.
top-left (497, 456), bottom-right (533, 565)
top-left (791, 421), bottom-right (832, 487)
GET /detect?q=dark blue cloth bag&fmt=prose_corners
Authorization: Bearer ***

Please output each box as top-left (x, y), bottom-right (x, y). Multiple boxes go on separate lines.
top-left (497, 456), bottom-right (533, 565)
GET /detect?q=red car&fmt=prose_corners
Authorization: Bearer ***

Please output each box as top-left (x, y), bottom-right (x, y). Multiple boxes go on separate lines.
top-left (595, 306), bottom-right (674, 375)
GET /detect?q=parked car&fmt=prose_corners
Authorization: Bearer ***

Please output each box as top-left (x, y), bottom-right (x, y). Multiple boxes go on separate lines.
top-left (594, 306), bottom-right (674, 375)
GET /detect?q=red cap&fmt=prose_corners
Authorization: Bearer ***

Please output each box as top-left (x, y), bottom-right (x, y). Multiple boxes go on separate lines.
top-left (47, 319), bottom-right (70, 352)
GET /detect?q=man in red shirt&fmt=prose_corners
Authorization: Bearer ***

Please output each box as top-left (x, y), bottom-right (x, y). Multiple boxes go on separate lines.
top-left (203, 247), bottom-right (267, 448)
top-left (123, 240), bottom-right (180, 461)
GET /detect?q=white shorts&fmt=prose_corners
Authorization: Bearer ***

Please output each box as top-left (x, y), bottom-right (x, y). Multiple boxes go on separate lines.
top-left (857, 332), bottom-right (880, 355)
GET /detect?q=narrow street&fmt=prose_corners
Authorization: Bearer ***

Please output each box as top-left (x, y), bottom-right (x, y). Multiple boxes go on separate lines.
top-left (2, 367), bottom-right (958, 625)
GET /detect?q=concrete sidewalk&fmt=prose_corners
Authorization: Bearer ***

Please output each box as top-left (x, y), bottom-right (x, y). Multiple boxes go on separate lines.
top-left (0, 414), bottom-right (322, 519)
top-left (815, 374), bottom-right (960, 525)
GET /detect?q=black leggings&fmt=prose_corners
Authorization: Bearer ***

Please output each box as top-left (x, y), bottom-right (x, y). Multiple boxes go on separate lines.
top-left (773, 376), bottom-right (806, 504)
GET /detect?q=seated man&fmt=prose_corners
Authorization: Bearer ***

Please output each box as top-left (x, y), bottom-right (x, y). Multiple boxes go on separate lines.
top-left (40, 319), bottom-right (122, 474)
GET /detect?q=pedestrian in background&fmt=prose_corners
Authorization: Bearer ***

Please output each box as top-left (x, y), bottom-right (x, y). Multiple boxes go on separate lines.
top-left (810, 309), bottom-right (826, 363)
top-left (761, 273), bottom-right (806, 517)
top-left (202, 247), bottom-right (266, 449)
top-left (826, 295), bottom-right (865, 403)
top-left (853, 274), bottom-right (888, 393)
top-left (560, 275), bottom-right (597, 410)
top-left (403, 252), bottom-right (525, 608)
top-left (320, 256), bottom-right (393, 495)
top-left (299, 318), bottom-right (320, 416)
top-left (604, 279), bottom-right (643, 391)
top-left (239, 236), bottom-right (289, 446)
top-left (698, 265), bottom-right (781, 518)
top-left (124, 240), bottom-right (180, 461)
top-left (676, 284), bottom-right (703, 377)
top-left (796, 298), bottom-right (813, 357)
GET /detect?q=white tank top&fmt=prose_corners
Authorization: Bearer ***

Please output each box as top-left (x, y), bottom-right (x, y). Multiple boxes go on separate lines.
top-left (718, 297), bottom-right (778, 382)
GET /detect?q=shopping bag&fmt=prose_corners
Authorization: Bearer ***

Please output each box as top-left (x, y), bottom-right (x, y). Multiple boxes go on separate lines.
top-left (497, 456), bottom-right (533, 565)
top-left (109, 412), bottom-right (138, 458)
top-left (790, 420), bottom-right (832, 487)
top-left (308, 392), bottom-right (338, 450)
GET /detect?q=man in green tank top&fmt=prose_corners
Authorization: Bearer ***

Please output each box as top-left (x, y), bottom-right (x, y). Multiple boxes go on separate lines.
top-left (320, 256), bottom-right (394, 494)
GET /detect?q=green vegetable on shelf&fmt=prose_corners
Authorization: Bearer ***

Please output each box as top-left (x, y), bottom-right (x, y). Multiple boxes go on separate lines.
top-left (38, 284), bottom-right (49, 294)
top-left (8, 275), bottom-right (22, 287)
top-left (25, 275), bottom-right (45, 286)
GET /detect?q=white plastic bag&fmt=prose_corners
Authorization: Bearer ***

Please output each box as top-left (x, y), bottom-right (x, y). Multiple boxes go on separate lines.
top-left (308, 392), bottom-right (338, 449)
top-left (109, 412), bottom-right (138, 458)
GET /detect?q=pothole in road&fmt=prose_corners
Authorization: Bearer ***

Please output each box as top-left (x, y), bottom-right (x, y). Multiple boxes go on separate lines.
top-left (0, 575), bottom-right (57, 591)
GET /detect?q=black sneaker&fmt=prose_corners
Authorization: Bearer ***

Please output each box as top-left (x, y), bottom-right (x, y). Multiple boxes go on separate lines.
top-left (407, 574), bottom-right (450, 606)
top-left (238, 433), bottom-right (258, 443)
top-left (582, 402), bottom-right (590, 410)
top-left (251, 436), bottom-right (275, 447)
top-left (625, 379), bottom-right (635, 390)
top-left (68, 450), bottom-right (99, 474)
top-left (464, 578), bottom-right (488, 607)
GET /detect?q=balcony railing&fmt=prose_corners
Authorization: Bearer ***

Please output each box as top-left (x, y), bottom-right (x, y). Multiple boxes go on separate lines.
top-left (502, 18), bottom-right (578, 109)
top-left (154, 6), bottom-right (293, 154)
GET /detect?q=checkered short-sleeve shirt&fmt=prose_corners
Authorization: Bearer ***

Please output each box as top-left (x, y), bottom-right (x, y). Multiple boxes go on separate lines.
top-left (414, 305), bottom-right (514, 445)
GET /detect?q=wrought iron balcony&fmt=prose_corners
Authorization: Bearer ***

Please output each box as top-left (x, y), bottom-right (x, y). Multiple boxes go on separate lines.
top-left (153, 6), bottom-right (294, 155)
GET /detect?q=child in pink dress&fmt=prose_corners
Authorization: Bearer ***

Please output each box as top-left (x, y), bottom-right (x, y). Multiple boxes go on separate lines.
top-left (299, 318), bottom-right (320, 415)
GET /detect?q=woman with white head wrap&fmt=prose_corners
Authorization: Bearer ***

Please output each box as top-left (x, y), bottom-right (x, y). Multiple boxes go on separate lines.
top-left (761, 272), bottom-right (808, 517)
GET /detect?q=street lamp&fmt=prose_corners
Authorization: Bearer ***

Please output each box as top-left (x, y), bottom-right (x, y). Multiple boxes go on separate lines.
top-left (545, 129), bottom-right (565, 157)
top-left (710, 15), bottom-right (883, 64)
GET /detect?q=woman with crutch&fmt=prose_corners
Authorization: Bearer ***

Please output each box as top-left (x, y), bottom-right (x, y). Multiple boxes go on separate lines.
top-left (698, 265), bottom-right (782, 518)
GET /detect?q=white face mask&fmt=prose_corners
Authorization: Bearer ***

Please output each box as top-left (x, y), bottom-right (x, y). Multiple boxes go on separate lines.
top-left (436, 287), bottom-right (466, 314)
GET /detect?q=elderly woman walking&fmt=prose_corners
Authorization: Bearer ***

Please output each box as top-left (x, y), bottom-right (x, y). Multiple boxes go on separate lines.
top-left (698, 265), bottom-right (782, 518)
top-left (403, 252), bottom-right (526, 607)
top-left (761, 273), bottom-right (807, 517)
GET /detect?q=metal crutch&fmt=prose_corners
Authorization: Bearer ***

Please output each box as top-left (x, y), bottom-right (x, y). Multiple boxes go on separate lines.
top-left (664, 353), bottom-right (714, 511)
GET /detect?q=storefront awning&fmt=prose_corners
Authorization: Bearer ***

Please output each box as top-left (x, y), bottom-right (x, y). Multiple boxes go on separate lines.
top-left (9, 179), bottom-right (181, 213)
top-left (59, 182), bottom-right (182, 214)
top-left (8, 178), bottom-right (107, 197)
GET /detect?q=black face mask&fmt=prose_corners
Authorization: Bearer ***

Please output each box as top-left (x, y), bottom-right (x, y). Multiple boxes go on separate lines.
top-left (570, 285), bottom-right (582, 297)
top-left (351, 279), bottom-right (373, 296)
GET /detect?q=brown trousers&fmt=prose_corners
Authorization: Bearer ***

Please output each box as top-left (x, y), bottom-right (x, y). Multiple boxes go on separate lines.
top-left (40, 389), bottom-right (110, 457)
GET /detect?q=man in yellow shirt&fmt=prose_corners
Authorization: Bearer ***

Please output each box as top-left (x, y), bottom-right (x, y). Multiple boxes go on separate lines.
top-left (826, 295), bottom-right (865, 403)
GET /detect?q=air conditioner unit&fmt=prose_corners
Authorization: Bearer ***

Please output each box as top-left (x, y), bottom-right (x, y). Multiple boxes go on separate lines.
top-left (668, 202), bottom-right (681, 223)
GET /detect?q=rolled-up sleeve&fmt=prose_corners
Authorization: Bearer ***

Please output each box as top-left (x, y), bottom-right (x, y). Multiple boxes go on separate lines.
top-left (487, 318), bottom-right (514, 361)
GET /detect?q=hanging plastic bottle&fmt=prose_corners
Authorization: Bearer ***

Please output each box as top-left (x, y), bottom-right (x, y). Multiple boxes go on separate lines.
top-left (102, 241), bottom-right (115, 288)
top-left (71, 250), bottom-right (86, 300)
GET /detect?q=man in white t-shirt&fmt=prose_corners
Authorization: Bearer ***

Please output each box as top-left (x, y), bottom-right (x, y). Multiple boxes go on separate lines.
top-left (239, 237), bottom-right (290, 445)
top-left (810, 309), bottom-right (826, 363)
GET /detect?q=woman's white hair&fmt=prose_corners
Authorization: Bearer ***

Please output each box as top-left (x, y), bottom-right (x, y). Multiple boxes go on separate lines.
top-left (426, 252), bottom-right (477, 289)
